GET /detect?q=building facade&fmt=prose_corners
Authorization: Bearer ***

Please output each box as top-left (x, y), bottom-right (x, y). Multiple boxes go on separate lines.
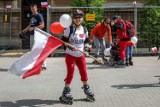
top-left (0, 0), bottom-right (144, 49)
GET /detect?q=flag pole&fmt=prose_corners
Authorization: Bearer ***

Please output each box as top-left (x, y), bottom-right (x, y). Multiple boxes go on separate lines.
top-left (35, 28), bottom-right (104, 64)
top-left (64, 42), bottom-right (104, 64)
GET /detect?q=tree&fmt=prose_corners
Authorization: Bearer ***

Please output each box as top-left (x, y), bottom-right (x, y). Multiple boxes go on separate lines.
top-left (71, 0), bottom-right (105, 33)
top-left (143, 0), bottom-right (160, 6)
top-left (139, 0), bottom-right (160, 51)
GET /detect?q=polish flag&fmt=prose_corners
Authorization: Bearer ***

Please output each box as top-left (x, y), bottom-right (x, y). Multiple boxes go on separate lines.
top-left (6, 5), bottom-right (12, 11)
top-left (151, 47), bottom-right (158, 53)
top-left (41, 2), bottom-right (48, 8)
top-left (8, 28), bottom-right (64, 79)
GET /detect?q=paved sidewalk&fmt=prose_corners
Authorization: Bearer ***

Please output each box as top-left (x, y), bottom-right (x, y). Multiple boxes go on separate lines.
top-left (0, 57), bottom-right (160, 107)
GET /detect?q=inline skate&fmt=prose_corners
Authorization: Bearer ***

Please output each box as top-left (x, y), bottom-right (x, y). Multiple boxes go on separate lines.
top-left (82, 84), bottom-right (95, 101)
top-left (59, 87), bottom-right (73, 105)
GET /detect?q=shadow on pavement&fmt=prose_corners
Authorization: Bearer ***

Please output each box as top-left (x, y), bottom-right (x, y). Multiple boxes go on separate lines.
top-left (0, 99), bottom-right (60, 107)
top-left (87, 63), bottom-right (125, 69)
top-left (111, 83), bottom-right (160, 89)
top-left (74, 98), bottom-right (90, 102)
top-left (0, 68), bottom-right (8, 72)
top-left (154, 75), bottom-right (160, 77)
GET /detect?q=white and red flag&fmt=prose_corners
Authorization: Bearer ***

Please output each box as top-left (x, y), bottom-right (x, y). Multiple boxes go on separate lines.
top-left (6, 5), bottom-right (12, 11)
top-left (41, 2), bottom-right (48, 8)
top-left (8, 28), bottom-right (64, 79)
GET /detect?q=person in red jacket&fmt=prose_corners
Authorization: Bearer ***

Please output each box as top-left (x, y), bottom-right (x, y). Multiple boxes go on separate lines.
top-left (111, 15), bottom-right (129, 65)
top-left (90, 17), bottom-right (112, 63)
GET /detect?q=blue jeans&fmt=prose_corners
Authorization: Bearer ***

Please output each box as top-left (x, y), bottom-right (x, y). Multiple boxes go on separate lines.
top-left (93, 36), bottom-right (106, 60)
top-left (125, 46), bottom-right (133, 60)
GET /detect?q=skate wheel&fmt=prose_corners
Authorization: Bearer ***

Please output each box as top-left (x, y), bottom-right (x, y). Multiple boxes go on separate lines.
top-left (108, 58), bottom-right (114, 66)
top-left (59, 96), bottom-right (64, 103)
top-left (59, 96), bottom-right (73, 105)
top-left (68, 101), bottom-right (73, 105)
top-left (86, 96), bottom-right (95, 102)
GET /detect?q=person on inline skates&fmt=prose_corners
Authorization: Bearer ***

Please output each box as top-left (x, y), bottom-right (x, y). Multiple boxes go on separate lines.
top-left (59, 9), bottom-right (95, 105)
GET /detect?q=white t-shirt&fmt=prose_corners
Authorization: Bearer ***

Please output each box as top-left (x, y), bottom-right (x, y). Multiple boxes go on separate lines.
top-left (64, 26), bottom-right (88, 57)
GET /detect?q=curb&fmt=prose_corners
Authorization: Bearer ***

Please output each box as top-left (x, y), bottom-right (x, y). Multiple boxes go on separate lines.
top-left (0, 50), bottom-right (159, 57)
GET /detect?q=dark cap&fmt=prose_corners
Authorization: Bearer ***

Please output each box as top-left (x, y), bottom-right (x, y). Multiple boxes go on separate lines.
top-left (112, 15), bottom-right (120, 20)
top-left (104, 17), bottom-right (111, 24)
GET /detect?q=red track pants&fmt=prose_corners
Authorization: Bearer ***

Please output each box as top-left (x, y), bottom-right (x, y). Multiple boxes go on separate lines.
top-left (64, 54), bottom-right (88, 85)
top-left (119, 41), bottom-right (129, 60)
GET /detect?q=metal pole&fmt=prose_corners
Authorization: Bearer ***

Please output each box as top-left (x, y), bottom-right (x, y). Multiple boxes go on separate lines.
top-left (46, 6), bottom-right (50, 33)
top-left (133, 1), bottom-right (138, 53)
top-left (9, 9), bottom-right (12, 47)
top-left (133, 1), bottom-right (137, 34)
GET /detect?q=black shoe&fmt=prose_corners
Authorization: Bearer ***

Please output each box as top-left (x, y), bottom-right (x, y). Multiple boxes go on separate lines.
top-left (129, 61), bottom-right (133, 66)
top-left (125, 59), bottom-right (129, 66)
top-left (125, 62), bottom-right (129, 66)
top-left (129, 58), bottom-right (133, 66)
top-left (42, 67), bottom-right (47, 70)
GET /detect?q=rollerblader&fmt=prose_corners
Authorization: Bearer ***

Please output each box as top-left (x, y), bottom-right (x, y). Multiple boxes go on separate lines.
top-left (60, 10), bottom-right (95, 104)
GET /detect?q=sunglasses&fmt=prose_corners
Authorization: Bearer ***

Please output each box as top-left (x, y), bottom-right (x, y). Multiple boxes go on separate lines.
top-left (105, 22), bottom-right (110, 24)
top-left (74, 17), bottom-right (82, 19)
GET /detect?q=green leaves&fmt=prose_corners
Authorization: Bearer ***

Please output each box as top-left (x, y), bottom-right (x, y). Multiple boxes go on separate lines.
top-left (140, 7), bottom-right (160, 46)
top-left (144, 0), bottom-right (160, 6)
top-left (71, 0), bottom-right (105, 32)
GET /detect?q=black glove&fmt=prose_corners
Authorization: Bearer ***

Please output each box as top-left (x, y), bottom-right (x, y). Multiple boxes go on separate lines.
top-left (19, 32), bottom-right (30, 40)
